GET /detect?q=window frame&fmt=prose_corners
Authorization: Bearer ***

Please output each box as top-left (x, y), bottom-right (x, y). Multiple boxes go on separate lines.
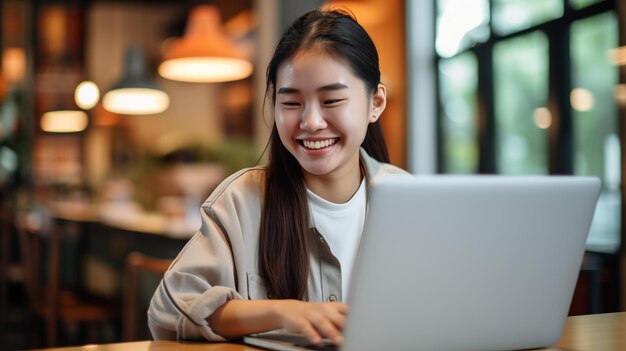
top-left (434, 0), bottom-right (617, 174)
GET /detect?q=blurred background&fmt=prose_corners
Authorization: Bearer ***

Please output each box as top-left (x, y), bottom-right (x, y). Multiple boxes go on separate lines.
top-left (0, 0), bottom-right (624, 349)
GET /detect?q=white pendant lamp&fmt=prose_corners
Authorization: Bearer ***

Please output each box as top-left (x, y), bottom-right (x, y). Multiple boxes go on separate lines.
top-left (40, 110), bottom-right (88, 133)
top-left (158, 5), bottom-right (253, 83)
top-left (103, 46), bottom-right (170, 115)
top-left (41, 84), bottom-right (91, 133)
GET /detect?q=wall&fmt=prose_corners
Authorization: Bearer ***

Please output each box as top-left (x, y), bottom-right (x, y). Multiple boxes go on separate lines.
top-left (364, 0), bottom-right (407, 168)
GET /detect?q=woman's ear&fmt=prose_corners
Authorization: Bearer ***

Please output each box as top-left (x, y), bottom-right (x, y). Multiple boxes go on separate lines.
top-left (369, 84), bottom-right (387, 123)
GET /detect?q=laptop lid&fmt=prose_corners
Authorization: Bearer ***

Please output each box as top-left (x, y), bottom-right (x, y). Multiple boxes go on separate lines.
top-left (244, 175), bottom-right (601, 351)
top-left (341, 175), bottom-right (600, 351)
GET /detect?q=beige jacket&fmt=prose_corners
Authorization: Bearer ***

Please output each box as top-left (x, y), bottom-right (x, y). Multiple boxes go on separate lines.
top-left (147, 148), bottom-right (408, 341)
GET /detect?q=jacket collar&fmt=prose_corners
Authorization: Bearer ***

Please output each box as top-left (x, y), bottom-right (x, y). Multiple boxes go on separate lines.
top-left (359, 147), bottom-right (383, 184)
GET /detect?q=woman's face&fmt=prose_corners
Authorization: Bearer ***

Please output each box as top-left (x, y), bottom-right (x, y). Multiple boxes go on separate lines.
top-left (274, 49), bottom-right (385, 182)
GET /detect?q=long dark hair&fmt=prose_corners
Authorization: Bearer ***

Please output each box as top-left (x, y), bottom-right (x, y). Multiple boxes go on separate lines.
top-left (259, 9), bottom-right (389, 300)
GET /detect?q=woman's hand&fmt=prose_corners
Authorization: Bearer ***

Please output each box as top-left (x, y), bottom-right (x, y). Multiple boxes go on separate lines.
top-left (208, 299), bottom-right (347, 345)
top-left (273, 300), bottom-right (348, 346)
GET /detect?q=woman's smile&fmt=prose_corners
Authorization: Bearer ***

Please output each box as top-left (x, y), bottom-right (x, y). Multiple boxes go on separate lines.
top-left (301, 138), bottom-right (340, 150)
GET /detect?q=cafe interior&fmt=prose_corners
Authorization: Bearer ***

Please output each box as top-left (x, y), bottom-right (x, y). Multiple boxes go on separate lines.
top-left (0, 0), bottom-right (624, 349)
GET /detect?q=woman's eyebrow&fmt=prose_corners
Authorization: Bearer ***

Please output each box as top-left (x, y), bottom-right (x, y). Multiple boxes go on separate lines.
top-left (277, 87), bottom-right (299, 95)
top-left (317, 83), bottom-right (348, 92)
top-left (276, 83), bottom-right (348, 95)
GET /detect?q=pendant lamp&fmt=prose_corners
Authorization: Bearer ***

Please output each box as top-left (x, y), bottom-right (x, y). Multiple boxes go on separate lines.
top-left (41, 110), bottom-right (88, 133)
top-left (103, 46), bottom-right (170, 115)
top-left (158, 5), bottom-right (253, 83)
top-left (41, 83), bottom-right (89, 133)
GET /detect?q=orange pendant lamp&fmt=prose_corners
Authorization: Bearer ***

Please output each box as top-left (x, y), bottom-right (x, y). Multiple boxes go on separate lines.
top-left (158, 5), bottom-right (253, 83)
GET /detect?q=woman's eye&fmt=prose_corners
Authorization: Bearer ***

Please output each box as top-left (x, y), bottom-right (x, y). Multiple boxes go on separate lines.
top-left (281, 101), bottom-right (301, 107)
top-left (323, 99), bottom-right (344, 106)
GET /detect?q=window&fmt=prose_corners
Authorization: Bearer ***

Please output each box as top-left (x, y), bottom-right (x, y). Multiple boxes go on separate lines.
top-left (435, 0), bottom-right (620, 253)
top-left (571, 12), bottom-right (620, 252)
top-left (439, 53), bottom-right (479, 173)
top-left (494, 31), bottom-right (549, 174)
top-left (492, 0), bottom-right (563, 35)
top-left (436, 0), bottom-right (490, 58)
top-left (570, 0), bottom-right (603, 9)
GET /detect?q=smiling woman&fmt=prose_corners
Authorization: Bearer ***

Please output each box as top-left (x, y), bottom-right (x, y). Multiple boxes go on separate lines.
top-left (147, 8), bottom-right (408, 347)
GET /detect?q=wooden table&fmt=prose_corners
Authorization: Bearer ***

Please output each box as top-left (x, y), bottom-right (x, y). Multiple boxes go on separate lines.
top-left (43, 200), bottom-right (191, 298)
top-left (31, 312), bottom-right (626, 351)
top-left (549, 312), bottom-right (626, 350)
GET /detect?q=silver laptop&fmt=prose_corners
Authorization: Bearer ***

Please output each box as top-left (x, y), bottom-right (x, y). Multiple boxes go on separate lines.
top-left (244, 175), bottom-right (601, 351)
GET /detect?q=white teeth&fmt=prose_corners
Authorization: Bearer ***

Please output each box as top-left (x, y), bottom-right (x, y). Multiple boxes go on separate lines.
top-left (303, 138), bottom-right (337, 149)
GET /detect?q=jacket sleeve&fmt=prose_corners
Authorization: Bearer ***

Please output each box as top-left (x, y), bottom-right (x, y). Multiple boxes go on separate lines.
top-left (147, 205), bottom-right (243, 341)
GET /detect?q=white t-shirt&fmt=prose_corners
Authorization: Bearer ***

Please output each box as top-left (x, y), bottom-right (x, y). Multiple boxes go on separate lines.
top-left (307, 179), bottom-right (367, 297)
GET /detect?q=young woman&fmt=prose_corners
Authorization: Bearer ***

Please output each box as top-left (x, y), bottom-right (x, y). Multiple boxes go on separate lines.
top-left (148, 8), bottom-right (407, 346)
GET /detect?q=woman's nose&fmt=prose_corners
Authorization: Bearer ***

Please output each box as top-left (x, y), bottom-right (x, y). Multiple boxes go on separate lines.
top-left (300, 106), bottom-right (327, 131)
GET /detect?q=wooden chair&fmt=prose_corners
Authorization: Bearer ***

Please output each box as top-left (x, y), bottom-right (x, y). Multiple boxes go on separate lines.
top-left (18, 215), bottom-right (120, 347)
top-left (122, 251), bottom-right (172, 341)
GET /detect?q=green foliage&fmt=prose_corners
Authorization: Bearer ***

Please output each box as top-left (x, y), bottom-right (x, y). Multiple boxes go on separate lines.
top-left (193, 139), bottom-right (262, 174)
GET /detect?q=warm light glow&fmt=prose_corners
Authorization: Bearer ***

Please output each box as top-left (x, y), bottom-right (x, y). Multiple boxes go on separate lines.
top-left (159, 5), bottom-right (253, 83)
top-left (615, 84), bottom-right (626, 106)
top-left (75, 81), bottom-right (100, 110)
top-left (533, 107), bottom-right (552, 129)
top-left (608, 46), bottom-right (626, 66)
top-left (2, 47), bottom-right (26, 83)
top-left (105, 46), bottom-right (169, 116)
top-left (159, 57), bottom-right (253, 83)
top-left (41, 110), bottom-right (88, 132)
top-left (102, 88), bottom-right (170, 115)
top-left (321, 0), bottom-right (389, 27)
top-left (570, 88), bottom-right (594, 112)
